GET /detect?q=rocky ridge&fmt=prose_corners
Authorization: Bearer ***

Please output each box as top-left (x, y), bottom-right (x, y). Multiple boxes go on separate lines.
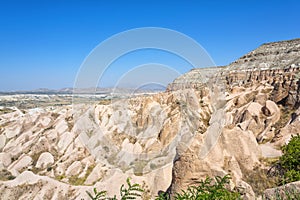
top-left (167, 38), bottom-right (300, 197)
top-left (0, 38), bottom-right (300, 199)
top-left (229, 38), bottom-right (300, 70)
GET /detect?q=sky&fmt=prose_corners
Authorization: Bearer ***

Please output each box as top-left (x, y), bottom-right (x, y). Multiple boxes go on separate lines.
top-left (0, 0), bottom-right (300, 91)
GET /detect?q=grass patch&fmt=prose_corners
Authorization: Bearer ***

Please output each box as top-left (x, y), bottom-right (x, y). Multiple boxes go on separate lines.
top-left (0, 108), bottom-right (15, 114)
top-left (0, 169), bottom-right (16, 181)
top-left (69, 175), bottom-right (87, 186)
top-left (69, 164), bottom-right (95, 186)
top-left (98, 99), bottom-right (111, 105)
top-left (241, 165), bottom-right (278, 196)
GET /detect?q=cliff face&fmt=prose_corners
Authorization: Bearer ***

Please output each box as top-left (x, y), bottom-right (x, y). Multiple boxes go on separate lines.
top-left (168, 39), bottom-right (300, 109)
top-left (168, 38), bottom-right (300, 90)
top-left (167, 38), bottom-right (300, 197)
top-left (166, 67), bottom-right (223, 91)
top-left (0, 38), bottom-right (300, 199)
top-left (229, 38), bottom-right (300, 70)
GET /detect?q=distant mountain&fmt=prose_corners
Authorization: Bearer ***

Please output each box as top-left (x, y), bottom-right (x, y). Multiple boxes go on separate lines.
top-left (0, 87), bottom-right (165, 95)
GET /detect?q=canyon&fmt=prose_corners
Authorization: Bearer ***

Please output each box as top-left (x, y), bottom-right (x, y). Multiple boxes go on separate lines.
top-left (0, 38), bottom-right (300, 199)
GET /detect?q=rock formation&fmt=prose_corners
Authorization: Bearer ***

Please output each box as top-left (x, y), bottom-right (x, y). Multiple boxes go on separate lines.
top-left (167, 38), bottom-right (300, 198)
top-left (0, 38), bottom-right (300, 199)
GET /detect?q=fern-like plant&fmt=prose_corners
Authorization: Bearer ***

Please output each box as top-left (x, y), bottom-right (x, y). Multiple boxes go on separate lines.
top-left (120, 178), bottom-right (144, 199)
top-left (85, 178), bottom-right (144, 200)
top-left (86, 188), bottom-right (107, 200)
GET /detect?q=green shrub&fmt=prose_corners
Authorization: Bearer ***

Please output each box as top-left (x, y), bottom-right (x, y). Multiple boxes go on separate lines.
top-left (156, 175), bottom-right (240, 200)
top-left (268, 134), bottom-right (300, 185)
top-left (280, 134), bottom-right (300, 170)
top-left (280, 134), bottom-right (300, 184)
top-left (85, 175), bottom-right (240, 200)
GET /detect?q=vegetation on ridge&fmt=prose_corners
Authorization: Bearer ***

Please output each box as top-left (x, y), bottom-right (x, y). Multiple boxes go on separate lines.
top-left (85, 175), bottom-right (241, 200)
top-left (83, 135), bottom-right (300, 199)
top-left (267, 134), bottom-right (300, 185)
top-left (85, 177), bottom-right (144, 200)
top-left (158, 175), bottom-right (240, 200)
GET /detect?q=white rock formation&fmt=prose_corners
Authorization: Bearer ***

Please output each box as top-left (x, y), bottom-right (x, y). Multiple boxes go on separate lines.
top-left (36, 152), bottom-right (54, 169)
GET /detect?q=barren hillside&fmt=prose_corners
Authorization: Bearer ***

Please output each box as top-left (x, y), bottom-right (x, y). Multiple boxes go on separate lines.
top-left (0, 38), bottom-right (300, 199)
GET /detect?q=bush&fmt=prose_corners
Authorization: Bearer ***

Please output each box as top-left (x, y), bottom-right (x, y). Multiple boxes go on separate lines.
top-left (268, 134), bottom-right (300, 185)
top-left (280, 134), bottom-right (300, 170)
top-left (85, 175), bottom-right (240, 200)
top-left (156, 175), bottom-right (240, 200)
top-left (280, 134), bottom-right (300, 184)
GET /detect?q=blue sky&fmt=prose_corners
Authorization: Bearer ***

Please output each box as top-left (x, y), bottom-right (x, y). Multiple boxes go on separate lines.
top-left (0, 0), bottom-right (299, 91)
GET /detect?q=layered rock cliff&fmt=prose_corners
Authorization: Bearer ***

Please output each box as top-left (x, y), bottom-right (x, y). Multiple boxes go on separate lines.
top-left (167, 38), bottom-right (300, 197)
top-left (229, 38), bottom-right (300, 70)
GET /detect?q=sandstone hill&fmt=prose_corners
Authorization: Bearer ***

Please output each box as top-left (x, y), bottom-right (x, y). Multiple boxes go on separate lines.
top-left (0, 38), bottom-right (300, 199)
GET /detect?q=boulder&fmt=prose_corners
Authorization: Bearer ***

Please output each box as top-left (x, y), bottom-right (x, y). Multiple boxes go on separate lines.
top-left (263, 181), bottom-right (300, 199)
top-left (36, 152), bottom-right (54, 169)
top-left (8, 155), bottom-right (32, 176)
top-left (57, 132), bottom-right (73, 153)
top-left (66, 161), bottom-right (82, 177)
top-left (0, 152), bottom-right (12, 167)
top-left (40, 116), bottom-right (51, 127)
top-left (4, 125), bottom-right (21, 139)
top-left (0, 134), bottom-right (6, 150)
